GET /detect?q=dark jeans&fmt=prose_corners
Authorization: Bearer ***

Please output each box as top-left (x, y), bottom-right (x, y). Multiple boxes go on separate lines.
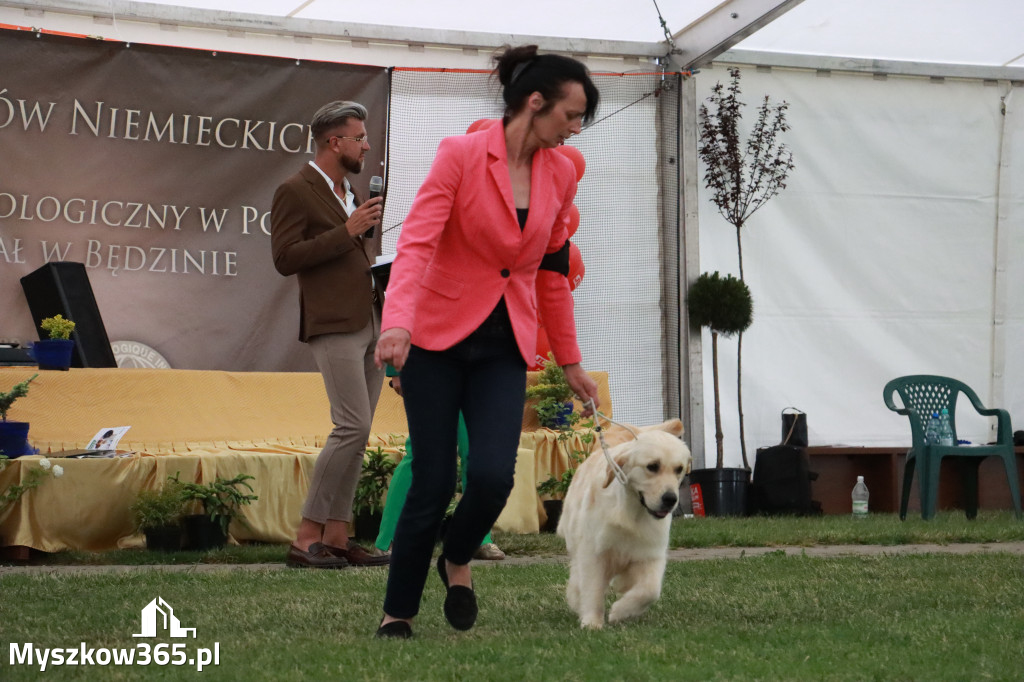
top-left (382, 324), bottom-right (527, 619)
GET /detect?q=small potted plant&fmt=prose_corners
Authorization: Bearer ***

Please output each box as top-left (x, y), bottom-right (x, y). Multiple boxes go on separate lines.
top-left (353, 446), bottom-right (398, 542)
top-left (175, 472), bottom-right (257, 550)
top-left (0, 374), bottom-right (39, 458)
top-left (535, 424), bottom-right (594, 531)
top-left (686, 271), bottom-right (753, 516)
top-left (526, 353), bottom-right (580, 430)
top-left (129, 478), bottom-right (186, 552)
top-left (31, 314), bottom-right (76, 371)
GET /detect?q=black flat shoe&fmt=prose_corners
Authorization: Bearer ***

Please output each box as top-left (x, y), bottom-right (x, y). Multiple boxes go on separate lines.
top-left (437, 555), bottom-right (477, 631)
top-left (375, 619), bottom-right (413, 639)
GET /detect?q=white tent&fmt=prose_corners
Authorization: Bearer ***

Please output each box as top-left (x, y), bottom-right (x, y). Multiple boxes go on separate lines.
top-left (3, 0), bottom-right (1021, 467)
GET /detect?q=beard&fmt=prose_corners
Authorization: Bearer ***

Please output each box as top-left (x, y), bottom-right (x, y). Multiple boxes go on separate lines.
top-left (341, 153), bottom-right (363, 175)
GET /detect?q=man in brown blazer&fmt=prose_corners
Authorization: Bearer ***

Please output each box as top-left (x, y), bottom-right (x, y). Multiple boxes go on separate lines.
top-left (271, 100), bottom-right (388, 568)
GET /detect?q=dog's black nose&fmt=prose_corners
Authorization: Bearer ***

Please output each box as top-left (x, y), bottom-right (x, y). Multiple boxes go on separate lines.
top-left (661, 492), bottom-right (678, 509)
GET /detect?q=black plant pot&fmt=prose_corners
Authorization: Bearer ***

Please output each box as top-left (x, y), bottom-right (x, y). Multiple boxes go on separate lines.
top-left (689, 467), bottom-right (750, 517)
top-left (353, 509), bottom-right (382, 543)
top-left (144, 525), bottom-right (183, 552)
top-left (542, 499), bottom-right (563, 533)
top-left (183, 514), bottom-right (228, 550)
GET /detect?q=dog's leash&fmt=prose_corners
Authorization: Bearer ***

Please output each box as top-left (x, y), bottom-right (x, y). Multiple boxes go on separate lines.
top-left (584, 398), bottom-right (632, 487)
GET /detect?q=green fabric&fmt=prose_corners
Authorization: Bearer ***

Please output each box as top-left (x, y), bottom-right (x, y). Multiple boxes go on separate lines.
top-left (375, 413), bottom-right (493, 551)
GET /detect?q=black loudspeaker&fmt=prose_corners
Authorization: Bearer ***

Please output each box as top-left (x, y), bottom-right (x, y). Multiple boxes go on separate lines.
top-left (750, 445), bottom-right (821, 516)
top-left (20, 262), bottom-right (117, 368)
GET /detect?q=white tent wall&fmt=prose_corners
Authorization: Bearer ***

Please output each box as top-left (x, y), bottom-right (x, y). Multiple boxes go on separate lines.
top-left (694, 61), bottom-right (1023, 465)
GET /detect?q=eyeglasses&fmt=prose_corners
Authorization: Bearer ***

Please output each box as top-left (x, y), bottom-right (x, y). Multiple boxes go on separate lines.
top-left (330, 135), bottom-right (367, 145)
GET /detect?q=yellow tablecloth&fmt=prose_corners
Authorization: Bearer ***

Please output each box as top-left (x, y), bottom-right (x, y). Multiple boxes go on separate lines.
top-left (0, 367), bottom-right (610, 552)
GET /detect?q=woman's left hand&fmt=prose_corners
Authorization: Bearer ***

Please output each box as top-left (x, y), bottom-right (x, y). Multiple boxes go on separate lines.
top-left (375, 328), bottom-right (411, 371)
top-left (562, 363), bottom-right (599, 416)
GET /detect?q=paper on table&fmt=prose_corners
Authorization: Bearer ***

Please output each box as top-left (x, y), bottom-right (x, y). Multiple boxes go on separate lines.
top-left (86, 425), bottom-right (131, 451)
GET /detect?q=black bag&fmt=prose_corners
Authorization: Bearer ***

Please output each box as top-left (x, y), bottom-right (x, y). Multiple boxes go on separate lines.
top-left (749, 445), bottom-right (821, 516)
top-left (781, 407), bottom-right (807, 448)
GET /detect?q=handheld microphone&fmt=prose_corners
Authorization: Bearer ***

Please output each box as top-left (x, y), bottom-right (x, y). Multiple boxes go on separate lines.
top-left (366, 175), bottom-right (384, 238)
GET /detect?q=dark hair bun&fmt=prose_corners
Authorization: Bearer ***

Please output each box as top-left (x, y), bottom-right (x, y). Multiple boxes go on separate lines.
top-left (494, 44), bottom-right (539, 87)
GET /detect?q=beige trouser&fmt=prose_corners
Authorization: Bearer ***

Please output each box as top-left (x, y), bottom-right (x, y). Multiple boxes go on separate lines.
top-left (301, 306), bottom-right (384, 524)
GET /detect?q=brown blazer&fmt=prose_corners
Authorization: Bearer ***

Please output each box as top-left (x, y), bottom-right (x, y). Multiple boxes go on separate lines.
top-left (271, 163), bottom-right (381, 342)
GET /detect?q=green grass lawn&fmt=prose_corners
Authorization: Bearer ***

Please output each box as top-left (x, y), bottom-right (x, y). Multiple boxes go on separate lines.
top-left (3, 551), bottom-right (1023, 680)
top-left (16, 510), bottom-right (1024, 567)
top-left (1, 512), bottom-right (1023, 680)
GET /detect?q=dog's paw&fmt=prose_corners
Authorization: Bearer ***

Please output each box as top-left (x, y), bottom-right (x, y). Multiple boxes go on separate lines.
top-left (580, 618), bottom-right (604, 630)
top-left (607, 610), bottom-right (638, 625)
top-left (608, 598), bottom-right (653, 624)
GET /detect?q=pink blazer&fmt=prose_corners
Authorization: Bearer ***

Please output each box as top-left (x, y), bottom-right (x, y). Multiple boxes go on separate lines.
top-left (382, 122), bottom-right (582, 366)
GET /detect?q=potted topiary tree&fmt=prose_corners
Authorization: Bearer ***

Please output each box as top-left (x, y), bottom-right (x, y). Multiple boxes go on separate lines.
top-left (686, 271), bottom-right (753, 516)
top-left (0, 374), bottom-right (39, 458)
top-left (31, 314), bottom-right (76, 371)
top-left (175, 473), bottom-right (257, 550)
top-left (129, 477), bottom-right (186, 552)
top-left (697, 67), bottom-right (794, 468)
top-left (352, 446), bottom-right (398, 542)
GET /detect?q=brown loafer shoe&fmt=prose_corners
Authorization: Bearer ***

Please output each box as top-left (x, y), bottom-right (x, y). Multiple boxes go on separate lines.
top-left (286, 542), bottom-right (349, 569)
top-left (324, 540), bottom-right (390, 567)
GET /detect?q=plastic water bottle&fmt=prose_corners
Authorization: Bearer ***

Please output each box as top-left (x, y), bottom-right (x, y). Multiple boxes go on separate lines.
top-left (924, 412), bottom-right (940, 445)
top-left (852, 476), bottom-right (869, 518)
top-left (938, 408), bottom-right (954, 446)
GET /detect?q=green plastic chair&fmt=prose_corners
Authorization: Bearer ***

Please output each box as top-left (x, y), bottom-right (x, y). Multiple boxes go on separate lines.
top-left (883, 375), bottom-right (1022, 520)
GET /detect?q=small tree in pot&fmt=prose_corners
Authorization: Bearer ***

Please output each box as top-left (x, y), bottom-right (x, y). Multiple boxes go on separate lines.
top-left (686, 271), bottom-right (753, 516)
top-left (33, 315), bottom-right (76, 371)
top-left (698, 67), bottom-right (794, 468)
top-left (130, 477), bottom-right (186, 551)
top-left (0, 374), bottom-right (38, 458)
top-left (526, 353), bottom-right (580, 430)
top-left (175, 472), bottom-right (257, 550)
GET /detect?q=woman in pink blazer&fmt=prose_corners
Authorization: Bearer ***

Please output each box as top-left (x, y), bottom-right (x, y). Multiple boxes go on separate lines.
top-left (374, 46), bottom-right (601, 638)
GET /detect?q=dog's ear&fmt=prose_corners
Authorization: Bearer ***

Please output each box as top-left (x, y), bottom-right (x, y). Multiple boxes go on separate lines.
top-left (655, 418), bottom-right (684, 438)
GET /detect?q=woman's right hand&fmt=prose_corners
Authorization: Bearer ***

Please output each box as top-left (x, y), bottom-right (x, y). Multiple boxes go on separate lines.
top-left (375, 328), bottom-right (411, 370)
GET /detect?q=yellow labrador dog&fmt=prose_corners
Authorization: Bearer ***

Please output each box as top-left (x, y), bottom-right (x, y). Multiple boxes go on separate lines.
top-left (558, 424), bottom-right (691, 629)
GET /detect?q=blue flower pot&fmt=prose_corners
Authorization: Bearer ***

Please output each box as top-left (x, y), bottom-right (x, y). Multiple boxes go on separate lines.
top-left (550, 402), bottom-right (575, 428)
top-left (29, 340), bottom-right (74, 371)
top-left (0, 420), bottom-right (32, 458)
